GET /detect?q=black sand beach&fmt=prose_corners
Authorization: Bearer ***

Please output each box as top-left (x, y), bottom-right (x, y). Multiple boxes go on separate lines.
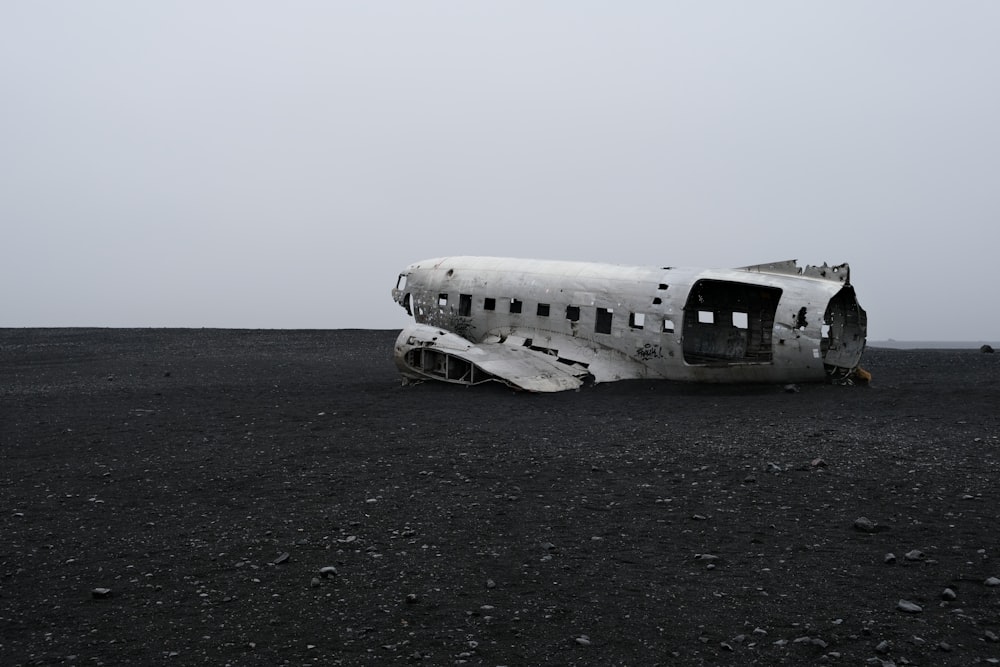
top-left (2, 329), bottom-right (999, 665)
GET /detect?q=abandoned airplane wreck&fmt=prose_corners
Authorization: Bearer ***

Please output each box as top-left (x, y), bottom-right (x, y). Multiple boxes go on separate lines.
top-left (391, 256), bottom-right (868, 392)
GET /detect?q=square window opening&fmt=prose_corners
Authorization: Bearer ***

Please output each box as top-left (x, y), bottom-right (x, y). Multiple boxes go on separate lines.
top-left (629, 312), bottom-right (646, 329)
top-left (595, 307), bottom-right (613, 334)
top-left (537, 303), bottom-right (550, 317)
top-left (509, 298), bottom-right (522, 314)
top-left (566, 305), bottom-right (580, 322)
top-left (484, 298), bottom-right (496, 311)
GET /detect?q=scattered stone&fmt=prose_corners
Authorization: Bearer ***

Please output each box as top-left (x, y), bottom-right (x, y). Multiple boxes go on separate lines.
top-left (985, 630), bottom-right (999, 642)
top-left (810, 457), bottom-right (827, 468)
top-left (811, 638), bottom-right (828, 648)
top-left (937, 641), bottom-right (952, 652)
top-left (310, 577), bottom-right (320, 588)
top-left (904, 549), bottom-right (925, 561)
top-left (540, 542), bottom-right (556, 552)
top-left (486, 578), bottom-right (496, 589)
top-left (783, 384), bottom-right (800, 393)
top-left (884, 553), bottom-right (896, 564)
top-left (16, 331), bottom-right (1000, 665)
top-left (691, 514), bottom-right (708, 521)
top-left (743, 475), bottom-right (757, 484)
top-left (405, 593), bottom-right (418, 604)
top-left (793, 636), bottom-right (812, 644)
top-left (981, 344), bottom-right (995, 354)
top-left (720, 642), bottom-right (733, 651)
top-left (574, 635), bottom-right (591, 646)
top-left (853, 517), bottom-right (876, 533)
top-left (767, 462), bottom-right (783, 473)
top-left (272, 552), bottom-right (290, 565)
top-left (941, 587), bottom-right (957, 600)
top-left (875, 640), bottom-right (890, 653)
top-left (91, 587), bottom-right (112, 599)
top-left (897, 599), bottom-right (922, 613)
top-left (985, 576), bottom-right (1000, 586)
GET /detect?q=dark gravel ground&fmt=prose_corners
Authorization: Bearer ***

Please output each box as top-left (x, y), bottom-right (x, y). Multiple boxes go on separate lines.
top-left (1, 328), bottom-right (999, 666)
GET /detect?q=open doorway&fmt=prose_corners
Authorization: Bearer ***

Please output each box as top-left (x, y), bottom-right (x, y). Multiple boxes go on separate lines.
top-left (682, 280), bottom-right (780, 364)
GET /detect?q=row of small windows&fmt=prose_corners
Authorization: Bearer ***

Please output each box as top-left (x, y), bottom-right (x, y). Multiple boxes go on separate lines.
top-left (439, 293), bottom-right (675, 334)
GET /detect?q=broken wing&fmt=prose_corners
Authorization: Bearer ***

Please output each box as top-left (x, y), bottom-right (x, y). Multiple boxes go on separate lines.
top-left (394, 323), bottom-right (590, 392)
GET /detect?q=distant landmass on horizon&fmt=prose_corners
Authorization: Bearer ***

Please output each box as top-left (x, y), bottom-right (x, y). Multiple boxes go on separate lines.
top-left (868, 340), bottom-right (998, 349)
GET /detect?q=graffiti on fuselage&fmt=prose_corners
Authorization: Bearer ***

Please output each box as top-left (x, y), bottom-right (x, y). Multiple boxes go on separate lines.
top-left (635, 343), bottom-right (664, 361)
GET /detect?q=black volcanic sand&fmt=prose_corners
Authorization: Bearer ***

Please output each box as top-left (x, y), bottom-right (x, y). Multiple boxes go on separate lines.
top-left (2, 329), bottom-right (999, 666)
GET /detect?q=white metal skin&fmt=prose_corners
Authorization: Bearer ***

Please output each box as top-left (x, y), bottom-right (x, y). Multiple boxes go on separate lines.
top-left (391, 256), bottom-right (867, 391)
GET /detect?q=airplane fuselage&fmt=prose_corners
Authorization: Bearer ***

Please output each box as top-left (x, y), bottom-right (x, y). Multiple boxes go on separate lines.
top-left (392, 256), bottom-right (867, 390)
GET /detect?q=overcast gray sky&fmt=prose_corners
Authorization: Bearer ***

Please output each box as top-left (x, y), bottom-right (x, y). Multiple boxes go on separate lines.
top-left (3, 2), bottom-right (997, 340)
